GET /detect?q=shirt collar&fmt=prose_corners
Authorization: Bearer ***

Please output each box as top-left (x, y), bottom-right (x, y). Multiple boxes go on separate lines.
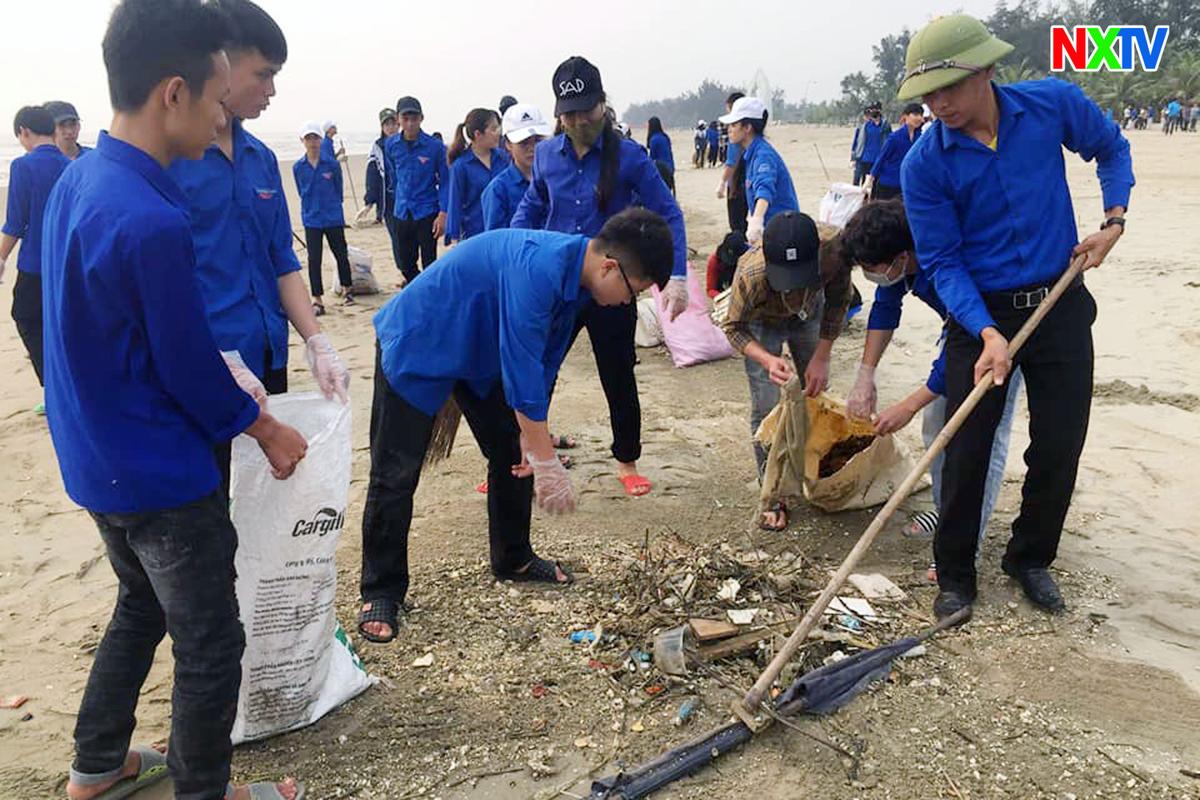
top-left (744, 136), bottom-right (764, 160)
top-left (95, 131), bottom-right (187, 211)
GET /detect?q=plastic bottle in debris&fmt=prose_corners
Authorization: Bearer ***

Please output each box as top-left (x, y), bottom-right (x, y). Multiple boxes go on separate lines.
top-left (674, 698), bottom-right (699, 727)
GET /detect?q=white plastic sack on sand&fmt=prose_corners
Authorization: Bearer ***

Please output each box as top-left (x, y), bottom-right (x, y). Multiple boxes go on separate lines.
top-left (347, 245), bottom-right (380, 295)
top-left (818, 183), bottom-right (866, 230)
top-left (635, 296), bottom-right (663, 348)
top-left (230, 392), bottom-right (375, 744)
top-left (650, 268), bottom-right (735, 368)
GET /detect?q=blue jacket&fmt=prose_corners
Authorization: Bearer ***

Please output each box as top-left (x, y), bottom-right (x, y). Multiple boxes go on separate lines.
top-left (2, 143), bottom-right (70, 274)
top-left (168, 120), bottom-right (302, 377)
top-left (648, 132), bottom-right (674, 171)
top-left (374, 228), bottom-right (591, 421)
top-left (446, 147), bottom-right (507, 242)
top-left (867, 270), bottom-right (949, 395)
top-left (870, 125), bottom-right (921, 189)
top-left (293, 154), bottom-right (346, 229)
top-left (386, 130), bottom-right (449, 220)
top-left (512, 132), bottom-right (687, 278)
top-left (743, 136), bottom-right (800, 222)
top-left (41, 133), bottom-right (259, 513)
top-left (903, 78), bottom-right (1134, 338)
top-left (851, 118), bottom-right (888, 162)
top-left (481, 165), bottom-right (529, 231)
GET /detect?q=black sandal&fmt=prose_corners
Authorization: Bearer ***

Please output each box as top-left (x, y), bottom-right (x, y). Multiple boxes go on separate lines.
top-left (312, 302), bottom-right (326, 317)
top-left (496, 556), bottom-right (574, 586)
top-left (357, 598), bottom-right (400, 643)
top-left (550, 434), bottom-right (578, 450)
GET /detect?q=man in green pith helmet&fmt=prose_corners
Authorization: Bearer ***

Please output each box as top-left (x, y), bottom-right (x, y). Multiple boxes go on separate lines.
top-left (898, 14), bottom-right (1134, 624)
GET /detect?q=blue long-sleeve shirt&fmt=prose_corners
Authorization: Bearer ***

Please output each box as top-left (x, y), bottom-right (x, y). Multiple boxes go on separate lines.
top-left (168, 120), bottom-right (302, 378)
top-left (446, 147), bottom-right (507, 242)
top-left (725, 141), bottom-right (742, 167)
top-left (41, 132), bottom-right (260, 514)
top-left (648, 132), bottom-right (674, 171)
top-left (374, 229), bottom-right (591, 421)
top-left (852, 119), bottom-right (887, 163)
top-left (293, 154), bottom-right (346, 229)
top-left (902, 78), bottom-right (1134, 338)
top-left (867, 270), bottom-right (949, 395)
top-left (705, 126), bottom-right (719, 148)
top-left (481, 165), bottom-right (529, 231)
top-left (386, 130), bottom-right (449, 220)
top-left (320, 135), bottom-right (336, 162)
top-left (870, 125), bottom-right (921, 189)
top-left (511, 132), bottom-right (687, 278)
top-left (743, 136), bottom-right (800, 222)
top-left (2, 144), bottom-right (70, 274)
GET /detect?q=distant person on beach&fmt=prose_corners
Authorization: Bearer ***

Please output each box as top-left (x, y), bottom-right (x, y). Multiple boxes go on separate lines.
top-left (705, 120), bottom-right (719, 166)
top-left (0, 105), bottom-right (69, 406)
top-left (720, 96), bottom-right (799, 245)
top-left (42, 2), bottom-right (308, 798)
top-left (43, 101), bottom-right (91, 160)
top-left (692, 120), bottom-right (707, 167)
top-left (294, 121), bottom-right (354, 314)
top-left (1165, 98), bottom-right (1181, 135)
top-left (321, 119), bottom-right (345, 160)
top-left (386, 95), bottom-right (448, 283)
top-left (862, 102), bottom-right (924, 201)
top-left (357, 209), bottom-right (675, 643)
top-left (366, 107), bottom-right (398, 227)
top-left (482, 103), bottom-right (552, 231)
top-left (169, 0), bottom-right (349, 500)
top-left (850, 102), bottom-right (888, 185)
top-left (512, 55), bottom-right (690, 498)
top-left (898, 13), bottom-right (1133, 624)
top-left (498, 94), bottom-right (518, 116)
top-left (645, 115), bottom-right (675, 193)
top-left (445, 108), bottom-right (506, 244)
top-left (717, 91), bottom-right (748, 234)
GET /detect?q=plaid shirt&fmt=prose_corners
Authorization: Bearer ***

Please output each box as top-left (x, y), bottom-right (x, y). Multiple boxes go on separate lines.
top-left (721, 222), bottom-right (853, 353)
top-left (718, 122), bottom-right (730, 148)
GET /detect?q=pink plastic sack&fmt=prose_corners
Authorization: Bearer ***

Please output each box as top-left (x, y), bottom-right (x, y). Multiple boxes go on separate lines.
top-left (651, 268), bottom-right (736, 368)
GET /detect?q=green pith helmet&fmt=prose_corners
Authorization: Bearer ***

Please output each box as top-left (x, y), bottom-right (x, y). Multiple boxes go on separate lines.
top-left (897, 14), bottom-right (1014, 101)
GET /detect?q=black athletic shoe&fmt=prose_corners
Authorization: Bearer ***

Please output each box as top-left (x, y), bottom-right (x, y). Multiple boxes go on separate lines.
top-left (1002, 562), bottom-right (1066, 614)
top-left (933, 590), bottom-right (973, 625)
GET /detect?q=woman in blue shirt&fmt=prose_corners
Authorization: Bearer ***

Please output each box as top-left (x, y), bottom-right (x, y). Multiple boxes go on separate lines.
top-left (446, 108), bottom-right (505, 243)
top-left (645, 116), bottom-right (675, 192)
top-left (513, 56), bottom-right (690, 497)
top-left (482, 103), bottom-right (552, 231)
top-left (293, 122), bottom-right (353, 315)
top-left (719, 96), bottom-right (799, 244)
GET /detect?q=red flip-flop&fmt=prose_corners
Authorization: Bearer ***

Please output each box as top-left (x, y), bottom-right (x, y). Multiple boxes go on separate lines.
top-left (476, 479), bottom-right (489, 494)
top-left (618, 474), bottom-right (652, 497)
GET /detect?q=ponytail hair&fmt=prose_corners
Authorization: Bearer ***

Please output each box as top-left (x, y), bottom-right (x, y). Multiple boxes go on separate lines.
top-left (447, 107), bottom-right (499, 165)
top-left (597, 96), bottom-right (621, 213)
top-left (645, 116), bottom-right (665, 149)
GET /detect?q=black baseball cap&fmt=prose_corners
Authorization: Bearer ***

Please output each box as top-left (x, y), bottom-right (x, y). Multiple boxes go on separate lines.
top-left (498, 95), bottom-right (518, 115)
top-left (763, 212), bottom-right (822, 292)
top-left (396, 96), bottom-right (423, 115)
top-left (44, 100), bottom-right (80, 124)
top-left (552, 56), bottom-right (604, 116)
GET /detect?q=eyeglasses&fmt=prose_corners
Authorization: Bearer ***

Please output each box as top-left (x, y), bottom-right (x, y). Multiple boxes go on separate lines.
top-left (607, 253), bottom-right (637, 303)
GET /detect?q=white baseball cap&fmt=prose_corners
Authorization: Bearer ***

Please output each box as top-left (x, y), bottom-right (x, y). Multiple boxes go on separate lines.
top-left (299, 120), bottom-right (324, 139)
top-left (719, 97), bottom-right (767, 125)
top-left (322, 119), bottom-right (337, 133)
top-left (502, 103), bottom-right (553, 143)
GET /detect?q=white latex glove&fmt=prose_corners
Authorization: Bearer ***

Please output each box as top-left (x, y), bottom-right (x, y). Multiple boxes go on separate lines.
top-left (746, 214), bottom-right (765, 245)
top-left (661, 275), bottom-right (689, 322)
top-left (847, 362), bottom-right (878, 419)
top-left (716, 177), bottom-right (727, 199)
top-left (305, 333), bottom-right (350, 403)
top-left (221, 350), bottom-right (268, 409)
top-left (528, 452), bottom-right (577, 514)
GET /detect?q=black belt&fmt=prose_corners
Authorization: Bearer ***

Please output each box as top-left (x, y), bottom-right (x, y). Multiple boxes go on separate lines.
top-left (983, 272), bottom-right (1083, 311)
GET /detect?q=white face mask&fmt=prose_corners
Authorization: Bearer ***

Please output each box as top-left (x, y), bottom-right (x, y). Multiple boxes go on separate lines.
top-left (861, 253), bottom-right (909, 287)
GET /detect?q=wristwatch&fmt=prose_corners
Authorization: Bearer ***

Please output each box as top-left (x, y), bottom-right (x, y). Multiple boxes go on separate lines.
top-left (1101, 216), bottom-right (1126, 231)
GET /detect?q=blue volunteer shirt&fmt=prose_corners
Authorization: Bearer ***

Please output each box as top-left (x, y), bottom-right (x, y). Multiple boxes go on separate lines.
top-left (705, 126), bottom-right (719, 147)
top-left (293, 153), bottom-right (345, 229)
top-left (902, 79), bottom-right (1134, 338)
top-left (743, 136), bottom-right (800, 222)
top-left (870, 126), bottom-right (920, 189)
top-left (857, 119), bottom-right (887, 162)
top-left (446, 147), bottom-right (507, 242)
top-left (168, 120), bottom-right (302, 378)
top-left (511, 132), bottom-right (687, 278)
top-left (320, 135), bottom-right (336, 162)
top-left (2, 144), bottom-right (70, 274)
top-left (648, 132), bottom-right (674, 171)
top-left (481, 165), bottom-right (529, 231)
top-left (867, 270), bottom-right (949, 395)
top-left (41, 133), bottom-right (260, 514)
top-left (374, 229), bottom-right (590, 421)
top-left (725, 141), bottom-right (742, 167)
top-left (386, 130), bottom-right (449, 220)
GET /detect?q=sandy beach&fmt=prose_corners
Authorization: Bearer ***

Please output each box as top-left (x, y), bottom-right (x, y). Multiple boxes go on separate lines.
top-left (0, 124), bottom-right (1197, 799)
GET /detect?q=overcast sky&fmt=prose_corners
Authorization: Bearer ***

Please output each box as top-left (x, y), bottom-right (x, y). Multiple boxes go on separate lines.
top-left (0, 0), bottom-right (1000, 138)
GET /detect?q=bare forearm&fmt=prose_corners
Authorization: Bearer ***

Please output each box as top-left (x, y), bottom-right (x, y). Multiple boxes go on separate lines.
top-left (861, 329), bottom-right (893, 367)
top-left (516, 412), bottom-right (555, 462)
top-left (0, 233), bottom-right (18, 263)
top-left (279, 271), bottom-right (321, 340)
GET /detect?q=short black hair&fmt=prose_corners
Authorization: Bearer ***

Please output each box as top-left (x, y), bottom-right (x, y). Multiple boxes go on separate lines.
top-left (902, 102), bottom-right (924, 116)
top-left (726, 91), bottom-right (745, 106)
top-left (213, 0), bottom-right (287, 64)
top-left (595, 208), bottom-right (675, 290)
top-left (841, 200), bottom-right (914, 266)
top-left (102, 0), bottom-right (231, 113)
top-left (13, 106), bottom-right (56, 137)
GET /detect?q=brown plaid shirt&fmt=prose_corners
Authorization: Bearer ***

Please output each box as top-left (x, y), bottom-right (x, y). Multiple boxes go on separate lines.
top-left (720, 222), bottom-right (853, 354)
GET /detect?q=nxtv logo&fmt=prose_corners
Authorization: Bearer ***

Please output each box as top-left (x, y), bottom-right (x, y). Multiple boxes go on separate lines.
top-left (1051, 25), bottom-right (1170, 72)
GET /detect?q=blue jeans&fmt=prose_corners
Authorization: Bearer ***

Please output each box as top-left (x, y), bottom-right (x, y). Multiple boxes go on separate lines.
top-left (72, 491), bottom-right (245, 800)
top-left (744, 309), bottom-right (823, 479)
top-left (923, 367), bottom-right (1023, 555)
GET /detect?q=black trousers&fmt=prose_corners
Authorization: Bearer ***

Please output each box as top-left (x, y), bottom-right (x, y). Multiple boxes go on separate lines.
top-left (215, 352), bottom-right (288, 503)
top-left (383, 214), bottom-right (405, 275)
top-left (305, 226), bottom-right (352, 297)
top-left (871, 182), bottom-right (902, 202)
top-left (935, 282), bottom-right (1097, 596)
top-left (393, 212), bottom-right (438, 282)
top-left (359, 349), bottom-right (534, 604)
top-left (567, 301), bottom-right (642, 464)
top-left (12, 270), bottom-right (44, 386)
top-left (726, 190), bottom-right (749, 235)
